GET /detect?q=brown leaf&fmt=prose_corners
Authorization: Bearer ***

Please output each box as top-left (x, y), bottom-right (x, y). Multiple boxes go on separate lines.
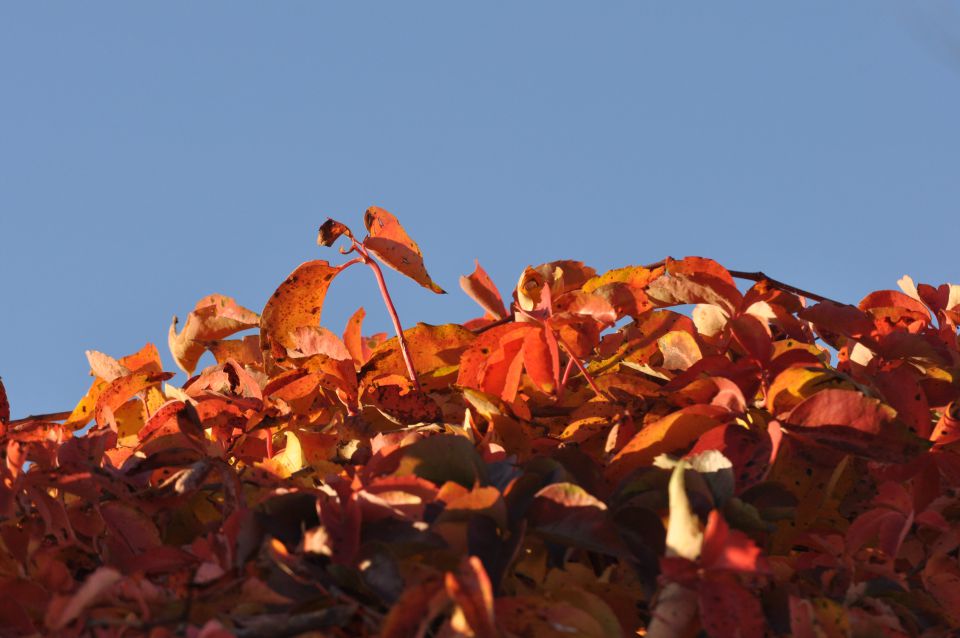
top-left (317, 217), bottom-right (354, 247)
top-left (363, 206), bottom-right (446, 294)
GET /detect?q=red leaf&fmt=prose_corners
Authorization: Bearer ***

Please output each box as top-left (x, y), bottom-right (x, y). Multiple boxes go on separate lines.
top-left (699, 510), bottom-right (765, 574)
top-left (729, 314), bottom-right (773, 365)
top-left (0, 378), bottom-right (8, 426)
top-left (45, 567), bottom-right (122, 631)
top-left (799, 301), bottom-right (874, 340)
top-left (786, 388), bottom-right (894, 434)
top-left (522, 327), bottom-right (559, 394)
top-left (698, 572), bottom-right (766, 638)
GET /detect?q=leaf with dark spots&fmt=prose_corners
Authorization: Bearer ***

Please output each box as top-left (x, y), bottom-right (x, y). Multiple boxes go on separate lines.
top-left (317, 217), bottom-right (354, 247)
top-left (362, 323), bottom-right (474, 392)
top-left (363, 206), bottom-right (446, 293)
top-left (260, 260), bottom-right (345, 369)
top-left (203, 334), bottom-right (263, 367)
top-left (94, 371), bottom-right (174, 430)
top-left (365, 376), bottom-right (443, 425)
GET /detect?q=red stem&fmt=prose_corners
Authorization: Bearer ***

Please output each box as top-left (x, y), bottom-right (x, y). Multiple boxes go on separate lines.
top-left (555, 335), bottom-right (607, 400)
top-left (351, 240), bottom-right (421, 390)
top-left (556, 357), bottom-right (576, 401)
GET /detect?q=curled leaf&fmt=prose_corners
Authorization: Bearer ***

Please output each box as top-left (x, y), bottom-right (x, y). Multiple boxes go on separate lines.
top-left (169, 295), bottom-right (259, 375)
top-left (317, 217), bottom-right (354, 247)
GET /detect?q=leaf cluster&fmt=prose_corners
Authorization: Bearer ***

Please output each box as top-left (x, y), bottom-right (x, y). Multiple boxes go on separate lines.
top-left (2, 208), bottom-right (960, 637)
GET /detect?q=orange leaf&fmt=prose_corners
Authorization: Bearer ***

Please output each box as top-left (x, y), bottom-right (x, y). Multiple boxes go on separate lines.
top-left (363, 206), bottom-right (446, 294)
top-left (169, 295), bottom-right (259, 375)
top-left (460, 260), bottom-right (508, 319)
top-left (362, 323), bottom-right (474, 392)
top-left (523, 326), bottom-right (559, 394)
top-left (343, 307), bottom-right (373, 366)
top-left (203, 335), bottom-right (263, 367)
top-left (606, 405), bottom-right (728, 483)
top-left (94, 371), bottom-right (173, 429)
top-left (260, 260), bottom-right (344, 369)
top-left (445, 556), bottom-right (498, 638)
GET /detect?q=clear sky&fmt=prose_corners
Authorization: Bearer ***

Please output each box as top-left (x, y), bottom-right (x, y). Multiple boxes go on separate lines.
top-left (2, 2), bottom-right (958, 418)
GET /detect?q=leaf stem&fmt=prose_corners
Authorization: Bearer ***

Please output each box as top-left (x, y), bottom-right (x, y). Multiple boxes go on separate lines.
top-left (555, 336), bottom-right (608, 400)
top-left (351, 239), bottom-right (421, 390)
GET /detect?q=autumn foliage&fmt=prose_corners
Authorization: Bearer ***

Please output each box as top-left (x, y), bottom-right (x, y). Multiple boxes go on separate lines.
top-left (3, 207), bottom-right (960, 637)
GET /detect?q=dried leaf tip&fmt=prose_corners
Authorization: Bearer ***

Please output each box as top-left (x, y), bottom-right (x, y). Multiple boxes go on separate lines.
top-left (318, 218), bottom-right (354, 247)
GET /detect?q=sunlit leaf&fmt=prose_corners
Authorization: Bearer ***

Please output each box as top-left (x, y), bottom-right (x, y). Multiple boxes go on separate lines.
top-left (363, 206), bottom-right (446, 293)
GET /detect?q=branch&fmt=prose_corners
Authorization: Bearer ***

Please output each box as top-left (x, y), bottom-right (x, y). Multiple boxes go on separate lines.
top-left (469, 313), bottom-right (514, 335)
top-left (727, 269), bottom-right (841, 305)
top-left (641, 258), bottom-right (842, 305)
top-left (5, 410), bottom-right (72, 427)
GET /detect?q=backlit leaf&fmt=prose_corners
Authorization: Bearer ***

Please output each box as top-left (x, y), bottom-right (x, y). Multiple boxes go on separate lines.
top-left (363, 206), bottom-right (446, 293)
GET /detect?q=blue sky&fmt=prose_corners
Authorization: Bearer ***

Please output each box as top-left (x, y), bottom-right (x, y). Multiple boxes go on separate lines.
top-left (2, 2), bottom-right (958, 417)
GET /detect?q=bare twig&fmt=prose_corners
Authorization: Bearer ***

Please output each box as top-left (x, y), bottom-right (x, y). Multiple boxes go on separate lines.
top-left (5, 410), bottom-right (72, 427)
top-left (641, 258), bottom-right (842, 305)
top-left (727, 269), bottom-right (841, 305)
top-left (470, 313), bottom-right (514, 334)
